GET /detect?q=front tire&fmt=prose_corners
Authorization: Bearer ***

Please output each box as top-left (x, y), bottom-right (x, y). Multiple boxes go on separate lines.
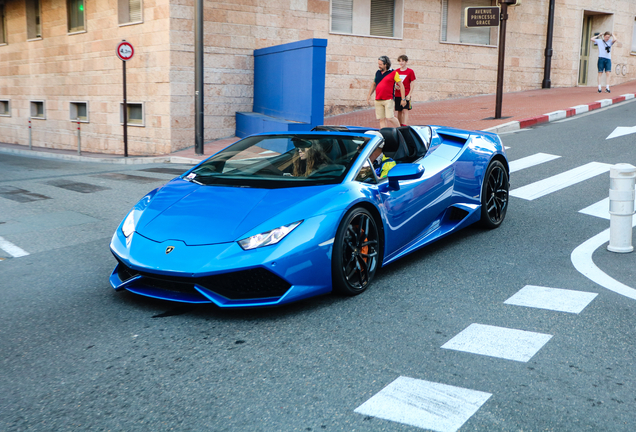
top-left (480, 160), bottom-right (509, 229)
top-left (332, 207), bottom-right (380, 296)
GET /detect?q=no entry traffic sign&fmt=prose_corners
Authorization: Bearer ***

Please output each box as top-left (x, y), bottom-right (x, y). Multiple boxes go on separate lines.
top-left (117, 40), bottom-right (134, 157)
top-left (117, 41), bottom-right (134, 61)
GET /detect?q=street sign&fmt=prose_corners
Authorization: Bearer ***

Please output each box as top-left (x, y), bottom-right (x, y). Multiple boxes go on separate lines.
top-left (464, 6), bottom-right (500, 28)
top-left (117, 40), bottom-right (134, 157)
top-left (116, 41), bottom-right (134, 61)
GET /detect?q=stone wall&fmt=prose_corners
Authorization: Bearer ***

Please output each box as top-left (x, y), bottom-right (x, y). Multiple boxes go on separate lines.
top-left (1, 0), bottom-right (634, 155)
top-left (0, 0), bottom-right (173, 155)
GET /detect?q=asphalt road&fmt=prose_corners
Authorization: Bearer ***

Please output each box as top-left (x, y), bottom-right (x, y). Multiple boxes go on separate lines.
top-left (1, 100), bottom-right (636, 431)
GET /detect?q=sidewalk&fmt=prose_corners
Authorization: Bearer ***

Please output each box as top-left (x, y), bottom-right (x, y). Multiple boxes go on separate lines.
top-left (169, 80), bottom-right (636, 161)
top-left (2, 81), bottom-right (635, 165)
top-left (324, 80), bottom-right (636, 132)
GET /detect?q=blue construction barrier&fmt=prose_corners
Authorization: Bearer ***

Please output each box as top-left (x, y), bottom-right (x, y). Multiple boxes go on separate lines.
top-left (235, 38), bottom-right (327, 138)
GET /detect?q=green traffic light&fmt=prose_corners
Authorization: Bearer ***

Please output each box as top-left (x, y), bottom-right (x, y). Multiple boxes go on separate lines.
top-left (79, 3), bottom-right (83, 11)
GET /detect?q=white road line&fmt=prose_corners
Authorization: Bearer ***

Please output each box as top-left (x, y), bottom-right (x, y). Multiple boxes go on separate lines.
top-left (571, 224), bottom-right (636, 301)
top-left (0, 236), bottom-right (29, 258)
top-left (504, 285), bottom-right (598, 314)
top-left (354, 376), bottom-right (492, 432)
top-left (579, 197), bottom-right (636, 220)
top-left (441, 323), bottom-right (553, 363)
top-left (510, 162), bottom-right (612, 201)
top-left (509, 153), bottom-right (561, 173)
top-left (606, 126), bottom-right (636, 140)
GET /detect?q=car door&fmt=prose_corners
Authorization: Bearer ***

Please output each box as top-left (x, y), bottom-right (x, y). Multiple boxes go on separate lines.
top-left (378, 152), bottom-right (455, 260)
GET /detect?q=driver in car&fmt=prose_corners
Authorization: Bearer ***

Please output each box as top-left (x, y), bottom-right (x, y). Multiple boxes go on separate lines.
top-left (292, 139), bottom-right (332, 177)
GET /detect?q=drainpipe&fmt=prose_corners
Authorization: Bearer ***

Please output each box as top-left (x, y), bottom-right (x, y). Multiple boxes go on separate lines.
top-left (542, 0), bottom-right (556, 88)
top-left (194, 0), bottom-right (204, 155)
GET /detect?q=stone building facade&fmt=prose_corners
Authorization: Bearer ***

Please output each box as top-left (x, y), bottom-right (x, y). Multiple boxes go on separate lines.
top-left (0, 0), bottom-right (635, 155)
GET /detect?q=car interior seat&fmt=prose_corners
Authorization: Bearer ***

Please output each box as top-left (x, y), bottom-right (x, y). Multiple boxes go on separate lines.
top-left (397, 127), bottom-right (428, 159)
top-left (380, 128), bottom-right (415, 162)
top-left (311, 125), bottom-right (350, 132)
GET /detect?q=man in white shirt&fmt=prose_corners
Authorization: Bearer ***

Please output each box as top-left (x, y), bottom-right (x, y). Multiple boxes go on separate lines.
top-left (592, 32), bottom-right (618, 93)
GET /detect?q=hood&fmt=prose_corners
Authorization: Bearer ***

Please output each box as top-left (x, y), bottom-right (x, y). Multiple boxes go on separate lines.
top-left (136, 180), bottom-right (335, 245)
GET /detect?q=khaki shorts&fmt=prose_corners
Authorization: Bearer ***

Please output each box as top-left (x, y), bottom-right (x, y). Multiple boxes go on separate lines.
top-left (375, 99), bottom-right (395, 120)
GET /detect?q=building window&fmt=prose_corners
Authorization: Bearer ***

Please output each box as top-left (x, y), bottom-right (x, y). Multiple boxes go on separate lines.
top-left (30, 101), bottom-right (45, 119)
top-left (330, 0), bottom-right (403, 38)
top-left (441, 0), bottom-right (497, 46)
top-left (70, 102), bottom-right (88, 122)
top-left (26, 0), bottom-right (42, 39)
top-left (67, 0), bottom-right (85, 33)
top-left (0, 100), bottom-right (10, 116)
top-left (120, 103), bottom-right (144, 126)
top-left (631, 17), bottom-right (636, 54)
top-left (119, 0), bottom-right (143, 25)
top-left (0, 3), bottom-right (6, 45)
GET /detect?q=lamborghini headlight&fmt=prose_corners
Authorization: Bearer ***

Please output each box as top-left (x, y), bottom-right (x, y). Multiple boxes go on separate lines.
top-left (238, 221), bottom-right (302, 250)
top-left (121, 210), bottom-right (138, 238)
top-left (120, 191), bottom-right (156, 238)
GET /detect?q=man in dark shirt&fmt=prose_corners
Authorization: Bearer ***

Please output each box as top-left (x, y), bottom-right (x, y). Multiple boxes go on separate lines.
top-left (366, 56), bottom-right (406, 128)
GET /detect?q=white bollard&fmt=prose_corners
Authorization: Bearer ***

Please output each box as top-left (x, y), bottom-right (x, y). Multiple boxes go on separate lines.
top-left (608, 163), bottom-right (636, 253)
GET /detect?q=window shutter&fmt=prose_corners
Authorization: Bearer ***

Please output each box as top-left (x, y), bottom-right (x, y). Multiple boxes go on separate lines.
top-left (460, 0), bottom-right (491, 45)
top-left (631, 17), bottom-right (636, 53)
top-left (129, 0), bottom-right (142, 22)
top-left (331, 0), bottom-right (353, 33)
top-left (370, 0), bottom-right (394, 37)
top-left (441, 0), bottom-right (448, 41)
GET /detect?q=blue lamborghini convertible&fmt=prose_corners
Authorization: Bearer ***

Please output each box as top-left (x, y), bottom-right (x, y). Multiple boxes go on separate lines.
top-left (109, 125), bottom-right (509, 307)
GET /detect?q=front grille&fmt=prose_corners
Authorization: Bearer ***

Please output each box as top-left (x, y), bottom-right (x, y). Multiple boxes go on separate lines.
top-left (142, 276), bottom-right (200, 295)
top-left (116, 261), bottom-right (291, 300)
top-left (196, 268), bottom-right (291, 300)
top-left (117, 263), bottom-right (140, 282)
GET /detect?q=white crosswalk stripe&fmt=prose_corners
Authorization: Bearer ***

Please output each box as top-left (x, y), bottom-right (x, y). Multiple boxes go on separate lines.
top-left (0, 236), bottom-right (29, 258)
top-left (510, 162), bottom-right (612, 201)
top-left (354, 377), bottom-right (492, 432)
top-left (504, 285), bottom-right (598, 314)
top-left (441, 323), bottom-right (553, 363)
top-left (509, 153), bottom-right (561, 173)
top-left (579, 197), bottom-right (636, 220)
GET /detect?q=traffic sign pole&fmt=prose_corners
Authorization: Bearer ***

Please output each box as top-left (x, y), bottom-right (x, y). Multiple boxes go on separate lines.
top-left (123, 59), bottom-right (128, 157)
top-left (116, 40), bottom-right (134, 157)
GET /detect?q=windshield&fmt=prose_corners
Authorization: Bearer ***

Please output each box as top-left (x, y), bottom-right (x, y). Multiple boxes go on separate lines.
top-left (186, 134), bottom-right (370, 188)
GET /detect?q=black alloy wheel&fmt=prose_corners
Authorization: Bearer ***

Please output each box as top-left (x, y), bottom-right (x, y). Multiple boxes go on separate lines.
top-left (480, 160), bottom-right (509, 229)
top-left (332, 207), bottom-right (380, 295)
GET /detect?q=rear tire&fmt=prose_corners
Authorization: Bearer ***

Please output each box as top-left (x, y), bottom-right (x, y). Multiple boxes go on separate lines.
top-left (332, 207), bottom-right (380, 296)
top-left (480, 160), bottom-right (509, 229)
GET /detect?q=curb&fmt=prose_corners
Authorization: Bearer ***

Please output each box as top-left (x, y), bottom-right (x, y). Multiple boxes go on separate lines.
top-left (0, 146), bottom-right (202, 165)
top-left (484, 93), bottom-right (636, 134)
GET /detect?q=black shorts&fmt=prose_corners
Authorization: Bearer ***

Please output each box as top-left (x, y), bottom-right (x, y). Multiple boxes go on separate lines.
top-left (394, 97), bottom-right (412, 111)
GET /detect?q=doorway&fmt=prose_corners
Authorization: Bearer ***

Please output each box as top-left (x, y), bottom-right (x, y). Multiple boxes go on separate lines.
top-left (578, 16), bottom-right (592, 85)
top-left (578, 11), bottom-right (614, 87)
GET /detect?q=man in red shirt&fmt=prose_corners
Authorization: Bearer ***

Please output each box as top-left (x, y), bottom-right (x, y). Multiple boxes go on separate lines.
top-left (366, 56), bottom-right (406, 128)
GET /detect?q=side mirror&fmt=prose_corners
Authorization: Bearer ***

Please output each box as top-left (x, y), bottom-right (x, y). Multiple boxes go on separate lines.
top-left (387, 163), bottom-right (424, 190)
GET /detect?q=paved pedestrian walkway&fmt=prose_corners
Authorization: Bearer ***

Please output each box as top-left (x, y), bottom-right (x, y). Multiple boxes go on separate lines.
top-left (2, 81), bottom-right (635, 163)
top-left (170, 80), bottom-right (636, 160)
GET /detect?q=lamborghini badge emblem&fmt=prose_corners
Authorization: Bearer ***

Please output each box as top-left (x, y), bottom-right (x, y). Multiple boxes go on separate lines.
top-left (165, 246), bottom-right (175, 254)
